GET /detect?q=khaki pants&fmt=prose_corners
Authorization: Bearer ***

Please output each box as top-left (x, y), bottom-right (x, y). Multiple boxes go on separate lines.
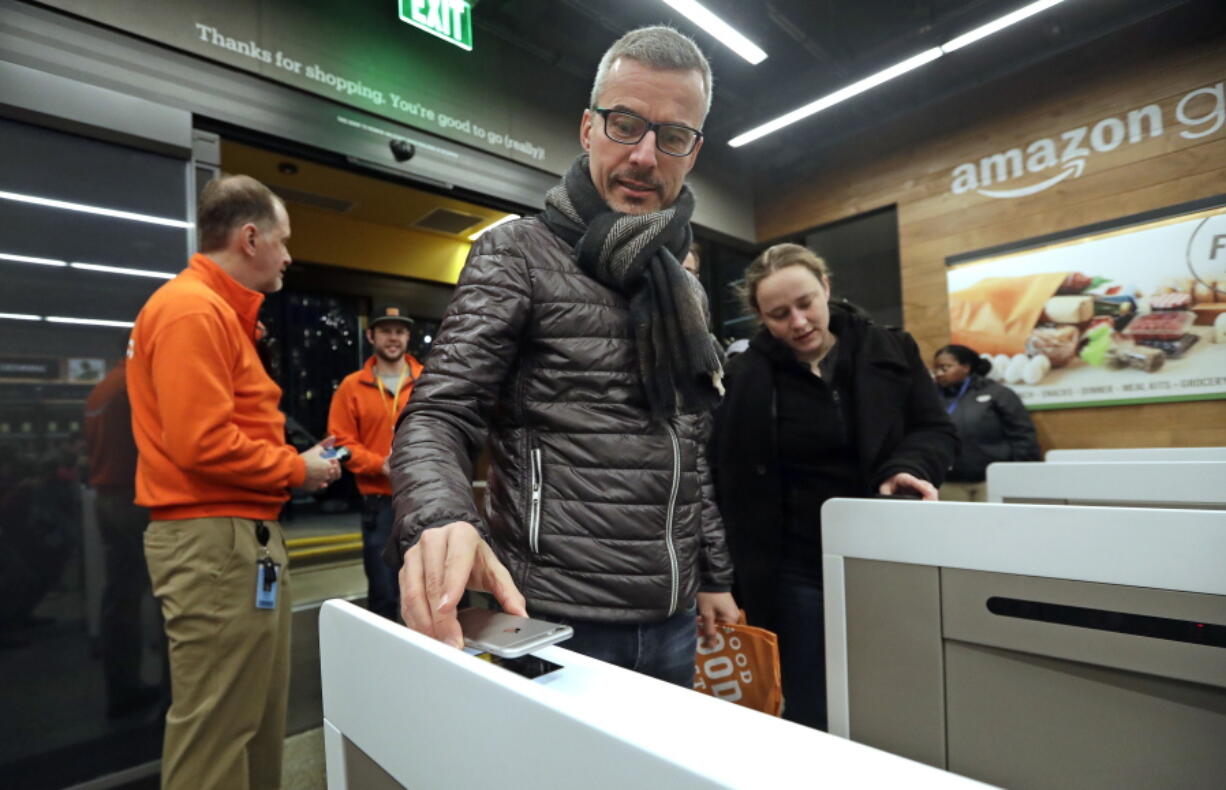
top-left (940, 481), bottom-right (988, 502)
top-left (144, 517), bottom-right (292, 790)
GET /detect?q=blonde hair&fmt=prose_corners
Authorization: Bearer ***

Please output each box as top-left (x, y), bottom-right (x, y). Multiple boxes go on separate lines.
top-left (739, 243), bottom-right (832, 316)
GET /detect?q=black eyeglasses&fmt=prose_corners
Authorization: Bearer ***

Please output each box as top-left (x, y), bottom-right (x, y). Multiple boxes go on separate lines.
top-left (593, 108), bottom-right (703, 157)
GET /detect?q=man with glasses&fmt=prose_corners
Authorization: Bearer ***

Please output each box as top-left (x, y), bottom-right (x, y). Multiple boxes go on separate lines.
top-left (388, 26), bottom-right (738, 685)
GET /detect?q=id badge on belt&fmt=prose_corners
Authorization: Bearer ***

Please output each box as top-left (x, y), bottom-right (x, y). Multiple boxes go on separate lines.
top-left (253, 520), bottom-right (280, 610)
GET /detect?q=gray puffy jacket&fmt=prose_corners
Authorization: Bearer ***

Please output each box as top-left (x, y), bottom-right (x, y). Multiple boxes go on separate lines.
top-left (388, 217), bottom-right (734, 623)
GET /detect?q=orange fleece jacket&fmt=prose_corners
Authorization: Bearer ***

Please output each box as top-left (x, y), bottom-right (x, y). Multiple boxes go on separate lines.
top-left (85, 360), bottom-right (138, 491)
top-left (327, 354), bottom-right (422, 496)
top-left (128, 254), bottom-right (306, 520)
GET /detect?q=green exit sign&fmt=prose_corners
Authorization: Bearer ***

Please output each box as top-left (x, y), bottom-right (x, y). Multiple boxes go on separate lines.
top-left (399, 0), bottom-right (473, 51)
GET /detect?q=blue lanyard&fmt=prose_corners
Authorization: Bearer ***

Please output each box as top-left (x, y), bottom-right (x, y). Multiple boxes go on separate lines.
top-left (945, 377), bottom-right (972, 415)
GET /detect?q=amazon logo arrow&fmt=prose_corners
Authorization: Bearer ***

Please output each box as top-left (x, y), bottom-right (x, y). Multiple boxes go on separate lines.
top-left (977, 158), bottom-right (1086, 199)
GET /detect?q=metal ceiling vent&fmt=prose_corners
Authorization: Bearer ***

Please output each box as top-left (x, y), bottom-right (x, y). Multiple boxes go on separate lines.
top-left (412, 207), bottom-right (484, 236)
top-left (269, 184), bottom-right (354, 213)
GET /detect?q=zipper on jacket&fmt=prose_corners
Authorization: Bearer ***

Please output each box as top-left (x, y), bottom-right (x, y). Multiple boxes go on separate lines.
top-left (528, 446), bottom-right (543, 554)
top-left (663, 422), bottom-right (682, 617)
top-left (831, 387), bottom-right (848, 436)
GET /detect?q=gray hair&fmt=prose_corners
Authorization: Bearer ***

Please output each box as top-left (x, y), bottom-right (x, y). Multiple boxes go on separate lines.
top-left (589, 26), bottom-right (713, 122)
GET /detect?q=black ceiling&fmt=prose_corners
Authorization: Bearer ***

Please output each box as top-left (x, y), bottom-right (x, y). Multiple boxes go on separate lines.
top-left (472, 0), bottom-right (1219, 187)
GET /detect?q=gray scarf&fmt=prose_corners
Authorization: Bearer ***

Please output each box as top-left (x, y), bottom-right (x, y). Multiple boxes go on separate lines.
top-left (541, 155), bottom-right (723, 419)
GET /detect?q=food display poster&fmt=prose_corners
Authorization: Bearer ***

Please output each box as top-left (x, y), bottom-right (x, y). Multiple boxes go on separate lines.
top-left (946, 201), bottom-right (1226, 410)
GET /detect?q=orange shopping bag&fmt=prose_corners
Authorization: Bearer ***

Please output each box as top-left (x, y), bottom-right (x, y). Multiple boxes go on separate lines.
top-left (692, 614), bottom-right (782, 716)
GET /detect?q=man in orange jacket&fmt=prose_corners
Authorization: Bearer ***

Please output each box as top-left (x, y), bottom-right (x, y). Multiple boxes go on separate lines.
top-left (84, 353), bottom-right (162, 718)
top-left (128, 175), bottom-right (340, 790)
top-left (328, 305), bottom-right (423, 620)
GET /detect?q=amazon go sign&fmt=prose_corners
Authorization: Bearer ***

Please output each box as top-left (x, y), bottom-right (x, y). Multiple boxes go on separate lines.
top-left (950, 82), bottom-right (1224, 200)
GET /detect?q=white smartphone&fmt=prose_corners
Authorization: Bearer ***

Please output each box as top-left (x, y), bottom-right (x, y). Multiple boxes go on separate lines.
top-left (457, 608), bottom-right (573, 659)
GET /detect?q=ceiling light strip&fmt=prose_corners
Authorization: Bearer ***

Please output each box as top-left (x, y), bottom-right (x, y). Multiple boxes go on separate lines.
top-left (661, 0), bottom-right (767, 65)
top-left (468, 214), bottom-right (521, 241)
top-left (70, 262), bottom-right (176, 280)
top-left (45, 316), bottom-right (136, 328)
top-left (730, 48), bottom-right (942, 147)
top-left (0, 252), bottom-right (67, 267)
top-left (0, 312), bottom-right (43, 321)
top-left (728, 0), bottom-right (1065, 146)
top-left (0, 190), bottom-right (193, 228)
top-left (941, 0), bottom-right (1065, 53)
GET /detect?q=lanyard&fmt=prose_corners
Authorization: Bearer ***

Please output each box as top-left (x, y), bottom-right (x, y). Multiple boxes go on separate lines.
top-left (945, 377), bottom-right (972, 415)
top-left (374, 366), bottom-right (411, 425)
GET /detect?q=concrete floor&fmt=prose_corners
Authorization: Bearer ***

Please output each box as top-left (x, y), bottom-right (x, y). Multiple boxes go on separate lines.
top-left (76, 727), bottom-right (330, 789)
top-left (284, 727), bottom-right (328, 790)
top-left (7, 553), bottom-right (368, 789)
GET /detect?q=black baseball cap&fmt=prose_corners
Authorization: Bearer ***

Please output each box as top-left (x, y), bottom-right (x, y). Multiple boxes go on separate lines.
top-left (369, 304), bottom-right (415, 330)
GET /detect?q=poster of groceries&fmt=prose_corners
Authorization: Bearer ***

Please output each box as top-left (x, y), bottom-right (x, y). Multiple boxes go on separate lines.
top-left (946, 202), bottom-right (1226, 410)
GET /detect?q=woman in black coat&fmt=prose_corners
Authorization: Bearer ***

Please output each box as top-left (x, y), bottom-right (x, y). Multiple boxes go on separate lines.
top-left (932, 344), bottom-right (1041, 501)
top-left (710, 243), bottom-right (958, 731)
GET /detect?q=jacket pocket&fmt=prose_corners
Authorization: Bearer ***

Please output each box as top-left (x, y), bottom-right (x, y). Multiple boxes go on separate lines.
top-left (528, 445), bottom-right (543, 554)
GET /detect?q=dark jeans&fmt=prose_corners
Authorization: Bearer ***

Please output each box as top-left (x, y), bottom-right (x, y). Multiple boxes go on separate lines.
top-left (536, 606), bottom-right (698, 687)
top-left (361, 496), bottom-right (401, 621)
top-left (769, 566), bottom-right (828, 730)
top-left (96, 488), bottom-right (159, 707)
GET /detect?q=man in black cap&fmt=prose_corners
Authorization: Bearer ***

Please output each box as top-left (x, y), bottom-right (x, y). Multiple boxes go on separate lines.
top-left (327, 305), bottom-right (423, 619)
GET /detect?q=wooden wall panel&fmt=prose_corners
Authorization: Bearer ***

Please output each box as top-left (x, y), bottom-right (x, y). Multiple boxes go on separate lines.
top-left (755, 36), bottom-right (1226, 451)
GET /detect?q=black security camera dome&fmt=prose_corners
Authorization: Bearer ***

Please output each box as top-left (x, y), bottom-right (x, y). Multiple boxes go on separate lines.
top-left (390, 139), bottom-right (416, 162)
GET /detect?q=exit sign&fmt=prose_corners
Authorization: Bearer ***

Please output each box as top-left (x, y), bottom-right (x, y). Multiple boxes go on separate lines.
top-left (399, 0), bottom-right (473, 52)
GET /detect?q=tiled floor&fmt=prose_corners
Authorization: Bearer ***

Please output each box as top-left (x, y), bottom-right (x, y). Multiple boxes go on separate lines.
top-left (284, 509), bottom-right (362, 539)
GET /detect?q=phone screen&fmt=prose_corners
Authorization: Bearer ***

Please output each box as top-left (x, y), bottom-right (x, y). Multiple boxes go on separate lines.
top-left (478, 653), bottom-right (564, 680)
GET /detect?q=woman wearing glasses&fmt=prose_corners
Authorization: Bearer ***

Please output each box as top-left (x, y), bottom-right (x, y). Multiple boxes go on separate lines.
top-left (710, 244), bottom-right (958, 730)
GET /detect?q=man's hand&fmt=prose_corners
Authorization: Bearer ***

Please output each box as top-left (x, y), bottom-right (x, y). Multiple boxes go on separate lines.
top-left (399, 521), bottom-right (527, 649)
top-left (381, 456), bottom-right (391, 479)
top-left (300, 438), bottom-right (341, 491)
top-left (696, 591), bottom-right (739, 649)
top-left (878, 472), bottom-right (938, 501)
